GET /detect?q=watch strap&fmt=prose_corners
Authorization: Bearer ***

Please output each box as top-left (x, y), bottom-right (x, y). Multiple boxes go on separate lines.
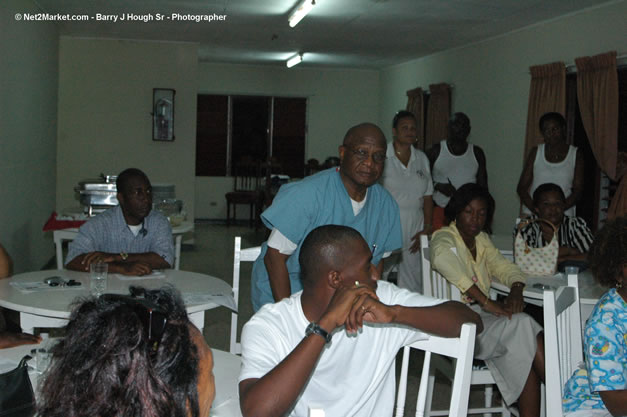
top-left (306, 322), bottom-right (331, 344)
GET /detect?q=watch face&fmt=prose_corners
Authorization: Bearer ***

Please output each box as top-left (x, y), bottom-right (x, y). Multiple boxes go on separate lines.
top-left (306, 322), bottom-right (330, 343)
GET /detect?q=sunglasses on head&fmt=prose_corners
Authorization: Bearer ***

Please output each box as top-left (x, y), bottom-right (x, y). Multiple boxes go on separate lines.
top-left (100, 293), bottom-right (168, 353)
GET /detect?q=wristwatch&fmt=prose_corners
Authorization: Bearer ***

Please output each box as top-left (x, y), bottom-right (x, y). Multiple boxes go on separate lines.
top-left (120, 252), bottom-right (129, 261)
top-left (305, 322), bottom-right (332, 344)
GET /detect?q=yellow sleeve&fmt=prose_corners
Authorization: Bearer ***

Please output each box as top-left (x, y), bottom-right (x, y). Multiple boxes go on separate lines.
top-left (430, 229), bottom-right (476, 294)
top-left (481, 234), bottom-right (526, 287)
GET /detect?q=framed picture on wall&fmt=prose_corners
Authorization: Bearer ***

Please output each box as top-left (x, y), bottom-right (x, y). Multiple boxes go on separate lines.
top-left (152, 88), bottom-right (175, 141)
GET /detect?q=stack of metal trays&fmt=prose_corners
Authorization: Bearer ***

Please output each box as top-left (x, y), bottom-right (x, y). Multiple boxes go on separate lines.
top-left (152, 183), bottom-right (176, 201)
top-left (75, 175), bottom-right (118, 216)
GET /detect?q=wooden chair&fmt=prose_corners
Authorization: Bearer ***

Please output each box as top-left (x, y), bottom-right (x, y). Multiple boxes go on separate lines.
top-left (395, 323), bottom-right (477, 417)
top-left (304, 158), bottom-right (320, 176)
top-left (420, 235), bottom-right (513, 417)
top-left (260, 158), bottom-right (283, 211)
top-left (543, 273), bottom-right (583, 417)
top-left (225, 160), bottom-right (263, 228)
top-left (231, 236), bottom-right (261, 355)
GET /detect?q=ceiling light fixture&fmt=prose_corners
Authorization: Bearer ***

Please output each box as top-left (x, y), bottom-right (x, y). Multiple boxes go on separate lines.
top-left (288, 0), bottom-right (315, 28)
top-left (286, 53), bottom-right (303, 68)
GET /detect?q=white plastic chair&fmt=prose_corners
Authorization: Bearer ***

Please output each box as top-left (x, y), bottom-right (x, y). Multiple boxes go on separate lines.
top-left (543, 273), bottom-right (583, 417)
top-left (173, 234), bottom-right (182, 270)
top-left (419, 234), bottom-right (513, 417)
top-left (231, 236), bottom-right (261, 355)
top-left (54, 228), bottom-right (182, 270)
top-left (308, 407), bottom-right (325, 417)
top-left (396, 323), bottom-right (477, 417)
top-left (53, 229), bottom-right (79, 269)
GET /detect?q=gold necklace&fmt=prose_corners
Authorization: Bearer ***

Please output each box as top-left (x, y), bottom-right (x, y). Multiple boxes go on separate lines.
top-left (394, 143), bottom-right (408, 157)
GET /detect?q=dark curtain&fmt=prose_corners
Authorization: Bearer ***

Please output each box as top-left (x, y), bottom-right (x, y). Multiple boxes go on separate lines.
top-left (575, 51), bottom-right (619, 180)
top-left (406, 87), bottom-right (425, 149)
top-left (425, 83), bottom-right (450, 150)
top-left (523, 62), bottom-right (566, 159)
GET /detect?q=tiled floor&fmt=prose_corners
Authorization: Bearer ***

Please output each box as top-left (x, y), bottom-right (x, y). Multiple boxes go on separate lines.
top-left (183, 221), bottom-right (498, 415)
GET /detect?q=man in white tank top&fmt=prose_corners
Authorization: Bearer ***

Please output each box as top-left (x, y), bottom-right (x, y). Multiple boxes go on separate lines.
top-left (427, 112), bottom-right (488, 229)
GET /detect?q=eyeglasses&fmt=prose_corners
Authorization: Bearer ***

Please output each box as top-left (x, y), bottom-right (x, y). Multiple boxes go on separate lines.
top-left (345, 147), bottom-right (387, 163)
top-left (100, 293), bottom-right (168, 353)
top-left (126, 187), bottom-right (152, 198)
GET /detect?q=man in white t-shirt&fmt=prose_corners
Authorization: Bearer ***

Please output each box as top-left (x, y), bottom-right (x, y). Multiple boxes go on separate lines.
top-left (239, 225), bottom-right (482, 417)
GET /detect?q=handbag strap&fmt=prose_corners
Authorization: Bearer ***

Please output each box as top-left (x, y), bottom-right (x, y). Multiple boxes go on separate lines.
top-left (17, 355), bottom-right (32, 369)
top-left (517, 217), bottom-right (558, 234)
top-left (516, 217), bottom-right (559, 251)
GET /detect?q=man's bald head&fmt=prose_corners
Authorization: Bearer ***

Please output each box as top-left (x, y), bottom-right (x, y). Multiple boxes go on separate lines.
top-left (299, 225), bottom-right (365, 286)
top-left (342, 123), bottom-right (386, 149)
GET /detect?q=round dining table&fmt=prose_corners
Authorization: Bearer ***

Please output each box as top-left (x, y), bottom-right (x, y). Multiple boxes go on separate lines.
top-left (0, 269), bottom-right (235, 334)
top-left (490, 269), bottom-right (605, 325)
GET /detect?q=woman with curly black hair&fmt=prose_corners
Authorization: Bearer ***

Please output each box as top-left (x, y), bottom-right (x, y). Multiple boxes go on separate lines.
top-left (563, 217), bottom-right (627, 417)
top-left (38, 286), bottom-right (215, 417)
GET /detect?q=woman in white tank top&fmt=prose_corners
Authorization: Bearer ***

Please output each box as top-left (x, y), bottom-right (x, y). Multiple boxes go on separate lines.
top-left (517, 112), bottom-right (584, 217)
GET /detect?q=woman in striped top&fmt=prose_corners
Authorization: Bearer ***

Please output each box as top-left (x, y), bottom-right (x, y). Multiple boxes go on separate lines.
top-left (519, 183), bottom-right (593, 265)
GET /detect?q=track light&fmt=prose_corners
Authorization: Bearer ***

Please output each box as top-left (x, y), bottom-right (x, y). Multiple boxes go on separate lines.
top-left (286, 54), bottom-right (303, 68)
top-left (288, 0), bottom-right (315, 28)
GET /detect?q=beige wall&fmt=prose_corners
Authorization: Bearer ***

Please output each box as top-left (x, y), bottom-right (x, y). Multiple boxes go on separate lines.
top-left (195, 63), bottom-right (380, 219)
top-left (0, 0), bottom-right (58, 272)
top-left (56, 38), bottom-right (199, 220)
top-left (378, 0), bottom-right (627, 235)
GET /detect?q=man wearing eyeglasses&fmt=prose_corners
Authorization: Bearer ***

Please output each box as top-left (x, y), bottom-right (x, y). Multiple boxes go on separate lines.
top-left (65, 168), bottom-right (174, 275)
top-left (251, 123), bottom-right (402, 311)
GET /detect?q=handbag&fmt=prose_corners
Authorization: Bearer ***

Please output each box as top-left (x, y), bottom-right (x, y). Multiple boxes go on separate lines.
top-left (0, 355), bottom-right (36, 417)
top-left (514, 218), bottom-right (559, 276)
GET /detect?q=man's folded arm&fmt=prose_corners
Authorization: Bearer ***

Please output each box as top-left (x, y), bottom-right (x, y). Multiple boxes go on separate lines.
top-left (239, 332), bottom-right (327, 417)
top-left (124, 252), bottom-right (170, 269)
top-left (390, 300), bottom-right (483, 337)
top-left (66, 251), bottom-right (170, 272)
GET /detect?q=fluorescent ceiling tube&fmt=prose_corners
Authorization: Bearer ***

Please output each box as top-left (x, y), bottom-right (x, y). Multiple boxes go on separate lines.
top-left (288, 0), bottom-right (315, 28)
top-left (286, 54), bottom-right (303, 68)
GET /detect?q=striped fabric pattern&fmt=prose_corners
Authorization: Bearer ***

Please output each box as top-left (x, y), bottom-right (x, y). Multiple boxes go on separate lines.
top-left (519, 216), bottom-right (594, 253)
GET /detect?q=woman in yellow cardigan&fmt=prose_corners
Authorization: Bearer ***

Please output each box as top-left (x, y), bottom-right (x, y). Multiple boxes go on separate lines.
top-left (431, 183), bottom-right (545, 417)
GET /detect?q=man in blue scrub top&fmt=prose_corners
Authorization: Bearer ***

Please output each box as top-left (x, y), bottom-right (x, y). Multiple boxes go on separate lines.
top-left (251, 122), bottom-right (403, 311)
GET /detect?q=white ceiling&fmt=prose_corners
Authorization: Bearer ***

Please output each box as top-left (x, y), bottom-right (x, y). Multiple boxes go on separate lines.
top-left (32, 0), bottom-right (613, 69)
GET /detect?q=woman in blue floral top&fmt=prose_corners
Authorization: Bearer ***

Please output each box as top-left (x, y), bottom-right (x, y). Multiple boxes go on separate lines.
top-left (562, 216), bottom-right (627, 417)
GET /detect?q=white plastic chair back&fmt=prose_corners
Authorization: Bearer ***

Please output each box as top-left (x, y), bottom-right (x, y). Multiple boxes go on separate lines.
top-left (54, 228), bottom-right (182, 270)
top-left (543, 273), bottom-right (583, 417)
top-left (53, 229), bottom-right (79, 269)
top-left (396, 323), bottom-right (477, 417)
top-left (418, 234), bottom-right (512, 417)
top-left (231, 236), bottom-right (261, 355)
top-left (173, 234), bottom-right (182, 270)
top-left (421, 235), bottom-right (461, 300)
top-left (308, 407), bottom-right (325, 417)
